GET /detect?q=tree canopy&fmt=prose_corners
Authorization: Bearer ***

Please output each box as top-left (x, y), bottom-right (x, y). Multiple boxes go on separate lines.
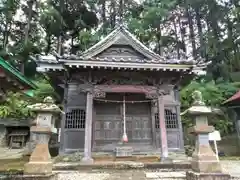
top-left (0, 0), bottom-right (239, 134)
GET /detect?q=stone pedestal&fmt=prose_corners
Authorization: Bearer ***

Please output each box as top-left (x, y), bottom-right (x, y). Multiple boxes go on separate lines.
top-left (189, 125), bottom-right (222, 173)
top-left (186, 171), bottom-right (230, 180)
top-left (181, 91), bottom-right (230, 180)
top-left (24, 97), bottom-right (61, 176)
top-left (24, 127), bottom-right (53, 174)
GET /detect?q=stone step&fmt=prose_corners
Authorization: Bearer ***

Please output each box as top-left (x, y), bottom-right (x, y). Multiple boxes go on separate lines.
top-left (94, 155), bottom-right (160, 162)
top-left (145, 171), bottom-right (186, 180)
top-left (53, 161), bottom-right (191, 171)
top-left (54, 171), bottom-right (187, 180)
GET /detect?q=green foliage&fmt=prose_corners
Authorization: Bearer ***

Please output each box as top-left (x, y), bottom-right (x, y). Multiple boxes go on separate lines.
top-left (0, 92), bottom-right (34, 118)
top-left (32, 78), bottom-right (58, 102)
top-left (0, 78), bottom-right (57, 119)
top-left (180, 79), bottom-right (238, 135)
top-left (0, 0), bottom-right (239, 139)
top-left (180, 80), bottom-right (238, 109)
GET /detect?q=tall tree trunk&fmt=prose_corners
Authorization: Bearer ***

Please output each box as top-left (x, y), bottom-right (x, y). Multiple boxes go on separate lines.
top-left (45, 34), bottom-right (51, 55)
top-left (22, 0), bottom-right (34, 74)
top-left (24, 0), bottom-right (34, 46)
top-left (57, 35), bottom-right (63, 55)
top-left (156, 26), bottom-right (163, 56)
top-left (206, 2), bottom-right (226, 80)
top-left (177, 15), bottom-right (186, 54)
top-left (119, 0), bottom-right (124, 23)
top-left (101, 0), bottom-right (107, 34)
top-left (185, 4), bottom-right (197, 58)
top-left (3, 21), bottom-right (10, 50)
top-left (70, 36), bottom-right (74, 54)
top-left (195, 7), bottom-right (205, 58)
top-left (173, 17), bottom-right (180, 59)
top-left (226, 17), bottom-right (238, 72)
top-left (110, 0), bottom-right (116, 28)
top-left (58, 0), bottom-right (64, 55)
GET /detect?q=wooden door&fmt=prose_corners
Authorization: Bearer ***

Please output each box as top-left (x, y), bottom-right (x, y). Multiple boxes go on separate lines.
top-left (94, 102), bottom-right (122, 151)
top-left (93, 93), bottom-right (153, 152)
top-left (126, 103), bottom-right (152, 144)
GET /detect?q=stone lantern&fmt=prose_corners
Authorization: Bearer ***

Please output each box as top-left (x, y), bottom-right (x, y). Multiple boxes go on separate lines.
top-left (181, 90), bottom-right (230, 180)
top-left (24, 96), bottom-right (61, 175)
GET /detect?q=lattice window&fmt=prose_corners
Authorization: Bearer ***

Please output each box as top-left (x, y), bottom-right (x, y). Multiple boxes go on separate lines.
top-left (155, 107), bottom-right (178, 129)
top-left (155, 113), bottom-right (160, 129)
top-left (65, 109), bottom-right (86, 129)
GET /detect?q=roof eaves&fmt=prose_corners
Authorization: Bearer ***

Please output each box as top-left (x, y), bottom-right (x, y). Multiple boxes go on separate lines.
top-left (0, 57), bottom-right (37, 89)
top-left (223, 90), bottom-right (240, 104)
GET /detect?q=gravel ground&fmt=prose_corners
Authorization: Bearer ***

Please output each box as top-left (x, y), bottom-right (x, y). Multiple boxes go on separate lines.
top-left (57, 171), bottom-right (110, 180)
top-left (221, 161), bottom-right (240, 177)
top-left (55, 161), bottom-right (240, 180)
top-left (0, 148), bottom-right (23, 159)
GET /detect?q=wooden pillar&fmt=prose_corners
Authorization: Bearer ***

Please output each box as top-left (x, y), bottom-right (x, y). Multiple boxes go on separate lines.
top-left (81, 91), bottom-right (94, 163)
top-left (157, 94), bottom-right (168, 160)
top-left (59, 72), bottom-right (68, 155)
top-left (151, 101), bottom-right (157, 148)
top-left (175, 88), bottom-right (185, 150)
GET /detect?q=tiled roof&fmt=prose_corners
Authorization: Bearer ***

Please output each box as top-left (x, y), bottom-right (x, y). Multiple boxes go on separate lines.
top-left (33, 25), bottom-right (209, 74)
top-left (35, 25), bottom-right (195, 65)
top-left (80, 25), bottom-right (164, 61)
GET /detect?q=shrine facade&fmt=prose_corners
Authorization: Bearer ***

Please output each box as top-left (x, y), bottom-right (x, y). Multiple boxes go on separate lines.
top-left (33, 25), bottom-right (206, 160)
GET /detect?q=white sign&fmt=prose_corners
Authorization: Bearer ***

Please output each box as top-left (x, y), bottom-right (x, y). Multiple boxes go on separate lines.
top-left (209, 130), bottom-right (221, 141)
top-left (209, 130), bottom-right (221, 161)
top-left (58, 128), bottom-right (61, 142)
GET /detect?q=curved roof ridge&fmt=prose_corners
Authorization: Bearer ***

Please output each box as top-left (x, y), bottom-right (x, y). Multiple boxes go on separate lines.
top-left (79, 24), bottom-right (167, 62)
top-left (120, 25), bottom-right (165, 61)
top-left (80, 26), bottom-right (121, 58)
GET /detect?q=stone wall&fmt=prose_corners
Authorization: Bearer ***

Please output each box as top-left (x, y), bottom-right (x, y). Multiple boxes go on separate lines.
top-left (0, 124), bottom-right (7, 147)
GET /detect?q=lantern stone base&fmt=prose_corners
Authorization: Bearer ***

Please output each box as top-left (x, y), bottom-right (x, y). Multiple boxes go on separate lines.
top-left (24, 162), bottom-right (53, 175)
top-left (28, 144), bottom-right (51, 162)
top-left (186, 171), bottom-right (230, 180)
top-left (191, 144), bottom-right (222, 173)
top-left (191, 160), bottom-right (222, 173)
top-left (24, 142), bottom-right (53, 175)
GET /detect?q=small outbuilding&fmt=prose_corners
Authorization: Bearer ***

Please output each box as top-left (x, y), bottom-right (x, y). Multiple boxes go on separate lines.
top-left (0, 119), bottom-right (30, 148)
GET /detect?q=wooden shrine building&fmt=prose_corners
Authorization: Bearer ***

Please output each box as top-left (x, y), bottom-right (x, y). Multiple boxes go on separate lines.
top-left (223, 91), bottom-right (240, 146)
top-left (0, 57), bottom-right (36, 101)
top-left (33, 25), bottom-right (207, 161)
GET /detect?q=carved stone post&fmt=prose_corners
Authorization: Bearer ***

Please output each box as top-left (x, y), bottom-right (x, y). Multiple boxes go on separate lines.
top-left (24, 97), bottom-right (61, 175)
top-left (157, 93), bottom-right (168, 161)
top-left (81, 91), bottom-right (94, 163)
top-left (182, 91), bottom-right (230, 180)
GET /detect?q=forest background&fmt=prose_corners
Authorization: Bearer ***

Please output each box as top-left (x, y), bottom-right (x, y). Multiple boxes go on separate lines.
top-left (0, 0), bottom-right (240, 154)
